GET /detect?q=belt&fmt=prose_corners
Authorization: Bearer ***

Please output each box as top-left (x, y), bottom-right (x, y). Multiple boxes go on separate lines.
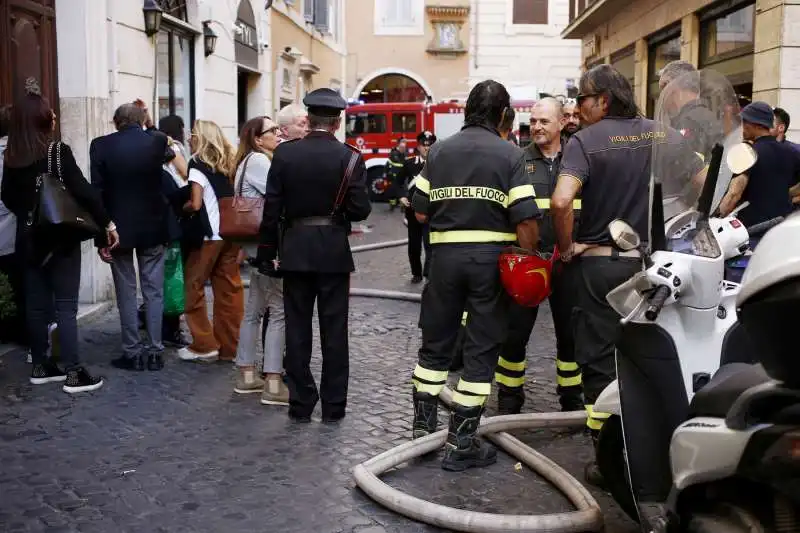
top-left (580, 245), bottom-right (641, 258)
top-left (287, 216), bottom-right (343, 228)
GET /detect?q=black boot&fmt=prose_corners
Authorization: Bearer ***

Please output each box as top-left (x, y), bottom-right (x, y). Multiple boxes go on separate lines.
top-left (441, 404), bottom-right (497, 472)
top-left (585, 430), bottom-right (607, 489)
top-left (412, 391), bottom-right (439, 439)
top-left (497, 385), bottom-right (524, 415)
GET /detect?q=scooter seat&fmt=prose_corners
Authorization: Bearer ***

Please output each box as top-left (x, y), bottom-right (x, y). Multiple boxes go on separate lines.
top-left (688, 363), bottom-right (771, 418)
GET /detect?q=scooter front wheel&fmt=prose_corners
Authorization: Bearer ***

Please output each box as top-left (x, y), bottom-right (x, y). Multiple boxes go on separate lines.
top-left (596, 415), bottom-right (639, 523)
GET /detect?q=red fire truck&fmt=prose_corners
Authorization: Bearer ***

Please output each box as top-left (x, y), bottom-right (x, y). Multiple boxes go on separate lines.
top-left (345, 100), bottom-right (537, 201)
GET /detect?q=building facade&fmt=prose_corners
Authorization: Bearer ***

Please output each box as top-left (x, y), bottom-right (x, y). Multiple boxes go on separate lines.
top-left (345, 0), bottom-right (580, 104)
top-left (469, 0), bottom-right (582, 99)
top-left (268, 0), bottom-right (346, 115)
top-left (564, 0), bottom-right (799, 138)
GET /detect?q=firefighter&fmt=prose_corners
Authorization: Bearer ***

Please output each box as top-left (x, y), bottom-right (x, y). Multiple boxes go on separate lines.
top-left (493, 98), bottom-right (583, 416)
top-left (256, 88), bottom-right (372, 423)
top-left (385, 138), bottom-right (407, 211)
top-left (562, 100), bottom-right (581, 141)
top-left (551, 65), bottom-right (704, 531)
top-left (410, 80), bottom-right (541, 472)
top-left (400, 131), bottom-right (435, 282)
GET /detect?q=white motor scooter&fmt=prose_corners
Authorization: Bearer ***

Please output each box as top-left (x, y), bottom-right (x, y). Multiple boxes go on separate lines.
top-left (600, 211), bottom-right (800, 531)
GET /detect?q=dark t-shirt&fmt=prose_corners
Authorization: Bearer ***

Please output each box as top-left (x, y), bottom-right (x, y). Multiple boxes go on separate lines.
top-left (673, 100), bottom-right (723, 161)
top-left (560, 117), bottom-right (704, 244)
top-left (738, 136), bottom-right (800, 227)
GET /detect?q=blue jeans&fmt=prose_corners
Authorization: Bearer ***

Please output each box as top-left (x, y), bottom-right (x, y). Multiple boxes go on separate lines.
top-left (25, 245), bottom-right (81, 369)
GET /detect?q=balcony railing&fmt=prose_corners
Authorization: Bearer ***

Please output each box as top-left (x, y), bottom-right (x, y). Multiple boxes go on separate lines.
top-left (563, 0), bottom-right (632, 39)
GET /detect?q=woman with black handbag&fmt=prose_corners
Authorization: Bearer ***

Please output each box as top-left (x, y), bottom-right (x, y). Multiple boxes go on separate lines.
top-left (1, 80), bottom-right (119, 394)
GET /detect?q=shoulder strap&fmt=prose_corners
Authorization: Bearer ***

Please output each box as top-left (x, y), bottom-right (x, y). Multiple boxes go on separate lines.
top-left (331, 152), bottom-right (360, 216)
top-left (237, 153), bottom-right (254, 196)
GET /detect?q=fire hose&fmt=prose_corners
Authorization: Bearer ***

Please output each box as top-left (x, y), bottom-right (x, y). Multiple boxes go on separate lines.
top-left (348, 239), bottom-right (604, 532)
top-left (241, 237), bottom-right (604, 531)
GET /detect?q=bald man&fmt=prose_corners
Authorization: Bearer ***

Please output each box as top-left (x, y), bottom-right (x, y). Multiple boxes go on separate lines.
top-left (494, 97), bottom-right (584, 415)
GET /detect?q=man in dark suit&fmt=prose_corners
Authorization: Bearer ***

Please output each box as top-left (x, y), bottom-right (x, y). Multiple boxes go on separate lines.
top-left (256, 88), bottom-right (371, 423)
top-left (90, 103), bottom-right (173, 372)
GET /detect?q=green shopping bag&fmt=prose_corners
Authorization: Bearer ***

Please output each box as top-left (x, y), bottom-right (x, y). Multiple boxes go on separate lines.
top-left (163, 242), bottom-right (185, 316)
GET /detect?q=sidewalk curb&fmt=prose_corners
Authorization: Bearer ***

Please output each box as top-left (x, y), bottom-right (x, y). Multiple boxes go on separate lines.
top-left (0, 301), bottom-right (114, 358)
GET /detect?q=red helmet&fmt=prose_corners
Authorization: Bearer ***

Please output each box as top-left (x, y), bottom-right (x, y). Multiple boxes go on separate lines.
top-left (498, 247), bottom-right (557, 307)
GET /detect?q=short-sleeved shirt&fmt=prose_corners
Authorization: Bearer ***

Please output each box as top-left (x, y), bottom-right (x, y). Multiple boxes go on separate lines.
top-left (412, 124), bottom-right (541, 248)
top-left (738, 135), bottom-right (800, 227)
top-left (560, 117), bottom-right (704, 244)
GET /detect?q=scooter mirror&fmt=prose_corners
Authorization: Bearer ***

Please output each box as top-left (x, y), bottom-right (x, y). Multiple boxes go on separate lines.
top-left (726, 142), bottom-right (758, 175)
top-left (608, 219), bottom-right (640, 251)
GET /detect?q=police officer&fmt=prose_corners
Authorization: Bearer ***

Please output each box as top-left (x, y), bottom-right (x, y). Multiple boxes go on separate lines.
top-left (257, 88), bottom-right (371, 423)
top-left (386, 138), bottom-right (407, 211)
top-left (400, 131), bottom-right (435, 282)
top-left (552, 65), bottom-right (704, 532)
top-left (494, 97), bottom-right (584, 415)
top-left (410, 80), bottom-right (541, 472)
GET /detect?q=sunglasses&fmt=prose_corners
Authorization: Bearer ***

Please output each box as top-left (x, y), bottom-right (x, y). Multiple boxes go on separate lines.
top-left (576, 93), bottom-right (598, 106)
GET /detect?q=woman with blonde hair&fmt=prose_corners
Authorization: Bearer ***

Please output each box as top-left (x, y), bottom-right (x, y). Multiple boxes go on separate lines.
top-left (178, 120), bottom-right (244, 363)
top-left (231, 116), bottom-right (288, 403)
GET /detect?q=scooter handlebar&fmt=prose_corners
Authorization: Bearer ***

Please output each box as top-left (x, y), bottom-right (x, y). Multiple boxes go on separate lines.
top-left (746, 216), bottom-right (784, 239)
top-left (644, 285), bottom-right (671, 321)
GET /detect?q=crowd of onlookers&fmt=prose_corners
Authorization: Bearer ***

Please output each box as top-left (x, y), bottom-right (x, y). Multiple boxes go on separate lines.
top-left (0, 77), bottom-right (309, 402)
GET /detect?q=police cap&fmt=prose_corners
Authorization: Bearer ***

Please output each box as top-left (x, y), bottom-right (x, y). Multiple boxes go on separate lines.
top-left (303, 88), bottom-right (346, 117)
top-left (416, 130), bottom-right (437, 146)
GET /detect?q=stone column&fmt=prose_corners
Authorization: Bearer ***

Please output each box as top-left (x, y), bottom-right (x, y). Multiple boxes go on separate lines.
top-left (55, 0), bottom-right (114, 304)
top-left (754, 0), bottom-right (800, 139)
top-left (680, 13), bottom-right (700, 67)
top-left (634, 39), bottom-right (649, 112)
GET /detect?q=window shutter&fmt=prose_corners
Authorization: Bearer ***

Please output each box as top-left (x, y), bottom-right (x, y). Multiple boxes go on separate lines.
top-left (512, 0), bottom-right (549, 25)
top-left (304, 0), bottom-right (314, 22)
top-left (314, 0), bottom-right (329, 32)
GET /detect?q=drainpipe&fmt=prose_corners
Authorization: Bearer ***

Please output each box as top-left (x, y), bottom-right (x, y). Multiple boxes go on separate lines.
top-left (473, 0), bottom-right (479, 70)
top-left (108, 0), bottom-right (119, 109)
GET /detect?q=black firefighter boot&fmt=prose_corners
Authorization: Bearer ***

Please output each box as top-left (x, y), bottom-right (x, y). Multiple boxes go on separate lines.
top-left (497, 384), bottom-right (525, 415)
top-left (584, 430), bottom-right (607, 489)
top-left (441, 404), bottom-right (497, 472)
top-left (412, 391), bottom-right (439, 439)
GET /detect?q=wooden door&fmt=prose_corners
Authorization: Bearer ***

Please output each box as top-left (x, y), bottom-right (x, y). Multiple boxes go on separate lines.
top-left (0, 0), bottom-right (59, 115)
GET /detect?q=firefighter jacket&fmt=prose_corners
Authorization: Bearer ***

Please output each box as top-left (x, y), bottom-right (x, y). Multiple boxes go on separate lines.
top-left (411, 124), bottom-right (542, 246)
top-left (524, 141), bottom-right (581, 252)
top-left (385, 148), bottom-right (405, 183)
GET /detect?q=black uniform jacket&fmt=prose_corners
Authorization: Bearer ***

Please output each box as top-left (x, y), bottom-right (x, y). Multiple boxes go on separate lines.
top-left (523, 141), bottom-right (580, 252)
top-left (259, 130), bottom-right (372, 273)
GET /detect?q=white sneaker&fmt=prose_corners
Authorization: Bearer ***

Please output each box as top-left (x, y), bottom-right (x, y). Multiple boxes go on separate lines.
top-left (177, 347), bottom-right (219, 362)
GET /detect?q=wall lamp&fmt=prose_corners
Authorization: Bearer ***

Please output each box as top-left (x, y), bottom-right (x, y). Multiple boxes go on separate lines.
top-left (142, 0), bottom-right (163, 37)
top-left (202, 21), bottom-right (218, 57)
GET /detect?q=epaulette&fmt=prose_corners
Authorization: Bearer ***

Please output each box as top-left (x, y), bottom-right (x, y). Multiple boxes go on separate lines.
top-left (344, 142), bottom-right (361, 152)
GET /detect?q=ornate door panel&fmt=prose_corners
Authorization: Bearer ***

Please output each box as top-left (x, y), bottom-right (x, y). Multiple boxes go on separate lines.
top-left (0, 0), bottom-right (59, 114)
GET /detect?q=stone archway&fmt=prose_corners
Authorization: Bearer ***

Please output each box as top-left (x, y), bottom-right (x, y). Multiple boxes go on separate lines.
top-left (352, 68), bottom-right (434, 103)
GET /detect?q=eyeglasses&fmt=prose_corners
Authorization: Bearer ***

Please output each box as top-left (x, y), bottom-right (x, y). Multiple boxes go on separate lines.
top-left (259, 127), bottom-right (279, 136)
top-left (576, 93), bottom-right (598, 106)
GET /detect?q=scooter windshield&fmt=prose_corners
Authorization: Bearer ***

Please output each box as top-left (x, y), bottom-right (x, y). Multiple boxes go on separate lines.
top-left (651, 69), bottom-right (742, 232)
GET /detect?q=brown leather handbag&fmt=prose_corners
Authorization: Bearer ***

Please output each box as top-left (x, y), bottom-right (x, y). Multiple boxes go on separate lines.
top-left (219, 153), bottom-right (264, 242)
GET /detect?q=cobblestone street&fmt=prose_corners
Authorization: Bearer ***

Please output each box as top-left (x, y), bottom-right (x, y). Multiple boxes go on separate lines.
top-left (0, 207), bottom-right (635, 533)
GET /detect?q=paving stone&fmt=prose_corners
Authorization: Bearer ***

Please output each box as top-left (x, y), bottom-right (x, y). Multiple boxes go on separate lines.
top-left (0, 208), bottom-right (636, 532)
